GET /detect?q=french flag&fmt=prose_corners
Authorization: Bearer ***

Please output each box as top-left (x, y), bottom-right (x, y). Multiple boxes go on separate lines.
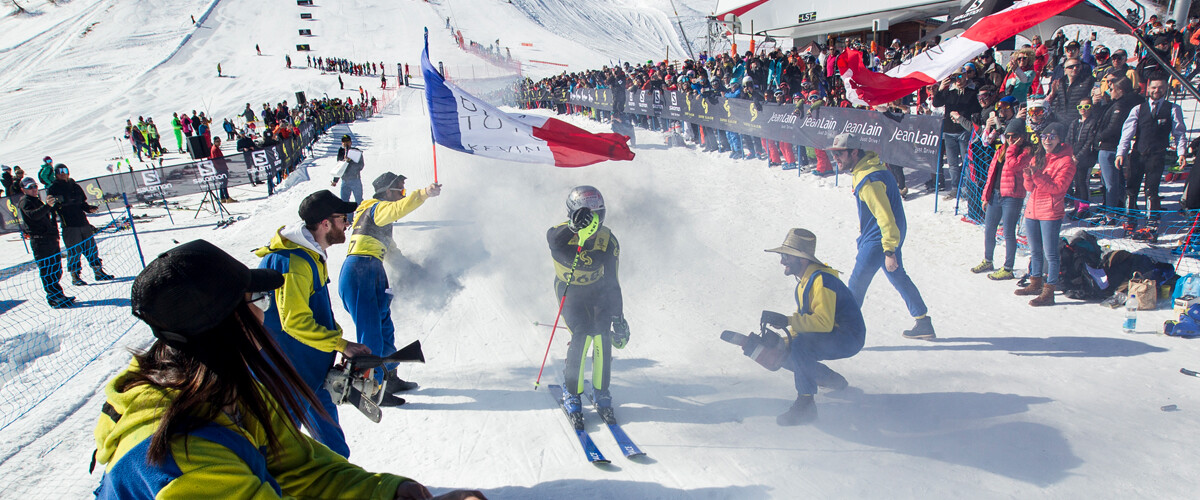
top-left (422, 29), bottom-right (634, 167)
top-left (839, 0), bottom-right (1084, 106)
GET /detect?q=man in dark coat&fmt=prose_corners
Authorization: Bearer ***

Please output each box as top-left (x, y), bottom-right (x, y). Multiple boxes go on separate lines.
top-left (46, 164), bottom-right (115, 286)
top-left (17, 177), bottom-right (74, 308)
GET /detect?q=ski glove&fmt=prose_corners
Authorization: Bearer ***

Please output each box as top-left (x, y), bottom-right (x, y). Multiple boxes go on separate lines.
top-left (760, 310), bottom-right (789, 330)
top-left (611, 316), bottom-right (630, 349)
top-left (568, 207), bottom-right (594, 232)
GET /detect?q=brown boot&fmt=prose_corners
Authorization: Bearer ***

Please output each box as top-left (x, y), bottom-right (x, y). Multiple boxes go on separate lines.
top-left (1029, 284), bottom-right (1056, 306)
top-left (1015, 276), bottom-right (1044, 296)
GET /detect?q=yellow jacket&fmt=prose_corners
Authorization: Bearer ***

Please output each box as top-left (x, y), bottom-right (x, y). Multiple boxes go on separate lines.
top-left (93, 360), bottom-right (407, 499)
top-left (254, 223), bottom-right (346, 352)
top-left (347, 190), bottom-right (430, 260)
top-left (788, 262), bottom-right (841, 335)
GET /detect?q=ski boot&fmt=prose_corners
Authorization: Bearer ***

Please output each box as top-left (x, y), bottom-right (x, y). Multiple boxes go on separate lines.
top-left (94, 270), bottom-right (116, 281)
top-left (385, 370), bottom-right (419, 394)
top-left (593, 387), bottom-right (616, 424)
top-left (562, 387), bottom-right (584, 430)
top-left (71, 273), bottom-right (86, 286)
top-left (777, 394), bottom-right (817, 426)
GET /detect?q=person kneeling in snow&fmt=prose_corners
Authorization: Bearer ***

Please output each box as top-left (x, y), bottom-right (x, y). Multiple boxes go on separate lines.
top-left (762, 228), bottom-right (866, 425)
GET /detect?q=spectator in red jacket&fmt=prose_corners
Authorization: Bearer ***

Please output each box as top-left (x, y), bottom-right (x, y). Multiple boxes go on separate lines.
top-left (973, 118), bottom-right (1032, 281)
top-left (1015, 122), bottom-right (1076, 306)
top-left (210, 137), bottom-right (234, 203)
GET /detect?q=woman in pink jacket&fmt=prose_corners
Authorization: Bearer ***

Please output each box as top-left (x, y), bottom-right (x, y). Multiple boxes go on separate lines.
top-left (972, 118), bottom-right (1032, 280)
top-left (1015, 122), bottom-right (1076, 306)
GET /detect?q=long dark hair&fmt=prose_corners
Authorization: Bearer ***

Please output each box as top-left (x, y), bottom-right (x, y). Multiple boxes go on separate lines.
top-left (120, 303), bottom-right (327, 464)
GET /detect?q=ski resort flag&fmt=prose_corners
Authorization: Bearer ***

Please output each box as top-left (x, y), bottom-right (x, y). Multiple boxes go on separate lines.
top-left (421, 29), bottom-right (634, 167)
top-left (838, 0), bottom-right (1084, 106)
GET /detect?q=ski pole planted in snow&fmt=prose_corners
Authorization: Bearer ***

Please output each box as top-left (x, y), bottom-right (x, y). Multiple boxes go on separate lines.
top-left (533, 215), bottom-right (599, 390)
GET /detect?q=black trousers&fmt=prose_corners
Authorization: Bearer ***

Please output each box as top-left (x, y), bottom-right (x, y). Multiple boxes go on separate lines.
top-left (31, 237), bottom-right (67, 304)
top-left (1126, 150), bottom-right (1166, 219)
top-left (1074, 152), bottom-right (1098, 203)
top-left (557, 282), bottom-right (620, 395)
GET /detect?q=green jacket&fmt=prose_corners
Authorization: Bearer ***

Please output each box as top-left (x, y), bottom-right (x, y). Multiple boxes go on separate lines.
top-left (93, 360), bottom-right (408, 498)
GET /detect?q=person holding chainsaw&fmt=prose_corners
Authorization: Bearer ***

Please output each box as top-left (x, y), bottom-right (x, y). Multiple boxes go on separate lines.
top-left (760, 228), bottom-right (866, 426)
top-left (255, 190), bottom-right (381, 458)
top-left (94, 239), bottom-right (486, 500)
top-left (548, 186), bottom-right (629, 430)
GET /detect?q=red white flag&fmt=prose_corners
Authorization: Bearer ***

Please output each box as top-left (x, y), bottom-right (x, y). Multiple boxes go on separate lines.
top-left (839, 0), bottom-right (1084, 106)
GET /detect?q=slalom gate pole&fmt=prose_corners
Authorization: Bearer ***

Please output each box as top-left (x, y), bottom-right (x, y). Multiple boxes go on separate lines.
top-left (1177, 211), bottom-right (1200, 269)
top-left (122, 193), bottom-right (147, 268)
top-left (533, 217), bottom-right (600, 390)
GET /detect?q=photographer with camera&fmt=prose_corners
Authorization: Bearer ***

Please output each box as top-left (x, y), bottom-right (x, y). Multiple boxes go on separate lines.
top-left (47, 164), bottom-right (115, 286)
top-left (17, 177), bottom-right (74, 309)
top-left (755, 228), bottom-right (865, 425)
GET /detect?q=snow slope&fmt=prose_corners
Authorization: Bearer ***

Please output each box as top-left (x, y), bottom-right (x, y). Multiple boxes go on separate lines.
top-left (2, 1), bottom-right (1200, 499)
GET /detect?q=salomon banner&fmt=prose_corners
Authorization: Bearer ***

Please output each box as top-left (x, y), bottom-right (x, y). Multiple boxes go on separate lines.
top-left (560, 88), bottom-right (942, 172)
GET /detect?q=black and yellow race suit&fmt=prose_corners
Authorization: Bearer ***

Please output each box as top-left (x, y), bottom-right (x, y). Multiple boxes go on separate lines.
top-left (548, 222), bottom-right (623, 396)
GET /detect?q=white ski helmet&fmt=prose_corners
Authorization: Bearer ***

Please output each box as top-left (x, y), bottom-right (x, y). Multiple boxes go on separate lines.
top-left (565, 185), bottom-right (605, 225)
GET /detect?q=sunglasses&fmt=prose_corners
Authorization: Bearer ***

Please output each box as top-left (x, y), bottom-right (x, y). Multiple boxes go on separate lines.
top-left (1028, 108), bottom-right (1045, 114)
top-left (327, 214), bottom-right (348, 223)
top-left (1005, 133), bottom-right (1023, 140)
top-left (1077, 104), bottom-right (1092, 110)
top-left (995, 103), bottom-right (1012, 109)
top-left (1064, 65), bottom-right (1080, 69)
top-left (248, 292), bottom-right (272, 311)
top-left (1040, 133), bottom-right (1059, 141)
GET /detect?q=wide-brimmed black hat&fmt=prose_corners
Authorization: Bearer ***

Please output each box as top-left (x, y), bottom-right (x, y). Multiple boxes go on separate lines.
top-left (372, 172), bottom-right (407, 198)
top-left (131, 239), bottom-right (283, 347)
top-left (299, 190), bottom-right (358, 226)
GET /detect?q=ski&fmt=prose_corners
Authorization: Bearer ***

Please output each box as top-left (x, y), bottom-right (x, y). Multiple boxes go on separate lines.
top-left (546, 384), bottom-right (609, 464)
top-left (1182, 368), bottom-right (1199, 377)
top-left (584, 381), bottom-right (646, 458)
top-left (346, 385), bottom-right (382, 423)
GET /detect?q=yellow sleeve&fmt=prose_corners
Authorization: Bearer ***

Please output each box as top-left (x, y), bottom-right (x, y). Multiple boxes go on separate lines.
top-left (788, 274), bottom-right (837, 334)
top-left (276, 256), bottom-right (346, 353)
top-left (161, 423), bottom-right (407, 499)
top-left (372, 189), bottom-right (429, 225)
top-left (267, 415), bottom-right (408, 499)
top-left (859, 180), bottom-right (901, 252)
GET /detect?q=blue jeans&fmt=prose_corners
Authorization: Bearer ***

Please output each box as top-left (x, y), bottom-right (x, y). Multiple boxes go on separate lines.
top-left (339, 178), bottom-right (363, 203)
top-left (339, 256), bottom-right (396, 384)
top-left (783, 328), bottom-right (864, 395)
top-left (942, 130), bottom-right (969, 187)
top-left (983, 193), bottom-right (1024, 270)
top-left (848, 245), bottom-right (929, 318)
top-left (1025, 218), bottom-right (1063, 286)
top-left (1098, 150), bottom-right (1124, 208)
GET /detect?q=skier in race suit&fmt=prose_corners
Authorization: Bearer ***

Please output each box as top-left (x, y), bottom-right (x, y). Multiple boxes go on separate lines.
top-left (762, 228), bottom-right (865, 425)
top-left (548, 186), bottom-right (630, 428)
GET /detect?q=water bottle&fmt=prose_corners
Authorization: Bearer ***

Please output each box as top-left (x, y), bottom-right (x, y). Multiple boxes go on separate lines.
top-left (1123, 293), bottom-right (1138, 333)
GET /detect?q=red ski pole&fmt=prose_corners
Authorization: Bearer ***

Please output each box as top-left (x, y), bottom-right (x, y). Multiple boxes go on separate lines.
top-left (533, 217), bottom-right (599, 390)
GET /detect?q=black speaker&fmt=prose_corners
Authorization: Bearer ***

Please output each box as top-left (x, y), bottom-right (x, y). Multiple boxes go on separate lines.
top-left (295, 91), bottom-right (307, 106)
top-left (188, 136), bottom-right (210, 160)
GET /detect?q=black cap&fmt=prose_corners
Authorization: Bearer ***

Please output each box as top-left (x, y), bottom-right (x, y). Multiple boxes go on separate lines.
top-left (372, 172), bottom-right (407, 197)
top-left (131, 240), bottom-right (284, 347)
top-left (299, 189), bottom-right (358, 226)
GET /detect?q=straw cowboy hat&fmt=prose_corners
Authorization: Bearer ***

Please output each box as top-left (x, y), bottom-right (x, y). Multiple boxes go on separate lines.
top-left (765, 228), bottom-right (820, 263)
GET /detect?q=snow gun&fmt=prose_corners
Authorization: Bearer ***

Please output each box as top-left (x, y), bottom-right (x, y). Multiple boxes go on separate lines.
top-left (720, 323), bottom-right (791, 372)
top-left (324, 340), bottom-right (425, 423)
